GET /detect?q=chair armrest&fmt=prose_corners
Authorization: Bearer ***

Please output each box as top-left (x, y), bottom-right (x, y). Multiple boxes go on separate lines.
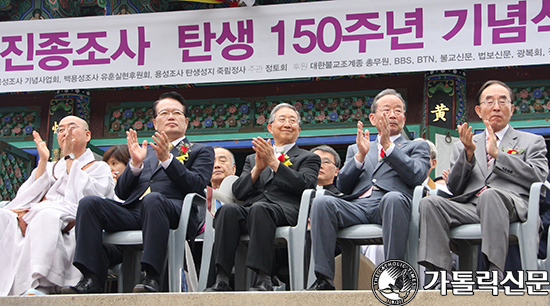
top-left (211, 189), bottom-right (237, 205)
top-left (295, 189), bottom-right (315, 229)
top-left (515, 181), bottom-right (548, 271)
top-left (176, 193), bottom-right (205, 238)
top-left (218, 175), bottom-right (242, 204)
top-left (527, 182), bottom-right (545, 225)
top-left (405, 185), bottom-right (425, 273)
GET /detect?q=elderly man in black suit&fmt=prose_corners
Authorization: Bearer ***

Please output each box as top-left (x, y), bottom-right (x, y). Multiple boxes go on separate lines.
top-left (62, 91), bottom-right (215, 293)
top-left (206, 103), bottom-right (321, 292)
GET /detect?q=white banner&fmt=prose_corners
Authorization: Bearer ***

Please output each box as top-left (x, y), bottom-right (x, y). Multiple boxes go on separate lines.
top-left (1, 0), bottom-right (549, 93)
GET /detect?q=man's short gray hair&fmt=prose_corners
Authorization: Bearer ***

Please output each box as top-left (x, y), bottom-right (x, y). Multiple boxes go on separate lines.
top-left (268, 103), bottom-right (301, 125)
top-left (310, 145), bottom-right (341, 168)
top-left (213, 146), bottom-right (235, 166)
top-left (371, 89), bottom-right (407, 114)
top-left (414, 138), bottom-right (437, 160)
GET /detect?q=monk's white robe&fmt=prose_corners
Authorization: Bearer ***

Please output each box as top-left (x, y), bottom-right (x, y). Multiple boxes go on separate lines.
top-left (0, 149), bottom-right (114, 295)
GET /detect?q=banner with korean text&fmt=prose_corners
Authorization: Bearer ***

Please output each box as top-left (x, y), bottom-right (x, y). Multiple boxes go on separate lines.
top-left (1, 0), bottom-right (549, 93)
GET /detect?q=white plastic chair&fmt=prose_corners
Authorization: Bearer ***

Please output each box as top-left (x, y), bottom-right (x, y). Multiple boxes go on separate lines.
top-left (537, 181), bottom-right (550, 278)
top-left (450, 181), bottom-right (549, 272)
top-left (234, 189), bottom-right (315, 291)
top-left (197, 175), bottom-right (314, 291)
top-left (198, 175), bottom-right (239, 291)
top-left (307, 185), bottom-right (426, 290)
top-left (103, 192), bottom-right (204, 292)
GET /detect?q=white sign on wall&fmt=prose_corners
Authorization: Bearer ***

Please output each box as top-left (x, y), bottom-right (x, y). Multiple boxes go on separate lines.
top-left (0, 0), bottom-right (549, 93)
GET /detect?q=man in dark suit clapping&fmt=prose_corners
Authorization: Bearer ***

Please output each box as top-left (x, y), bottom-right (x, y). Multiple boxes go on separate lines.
top-left (206, 103), bottom-right (321, 292)
top-left (63, 92), bottom-right (214, 293)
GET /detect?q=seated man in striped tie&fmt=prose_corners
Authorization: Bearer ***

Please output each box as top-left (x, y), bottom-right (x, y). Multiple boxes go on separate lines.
top-left (62, 91), bottom-right (215, 294)
top-left (418, 80), bottom-right (548, 284)
top-left (308, 88), bottom-right (431, 290)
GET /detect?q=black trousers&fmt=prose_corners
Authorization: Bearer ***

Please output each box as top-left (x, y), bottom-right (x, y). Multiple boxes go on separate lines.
top-left (73, 192), bottom-right (196, 284)
top-left (212, 202), bottom-right (294, 276)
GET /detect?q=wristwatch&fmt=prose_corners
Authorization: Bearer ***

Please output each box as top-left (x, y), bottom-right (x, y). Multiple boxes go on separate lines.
top-left (64, 153), bottom-right (75, 160)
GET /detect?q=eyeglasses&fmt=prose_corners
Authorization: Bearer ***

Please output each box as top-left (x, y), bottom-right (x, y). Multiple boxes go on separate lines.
top-left (321, 158), bottom-right (336, 165)
top-left (480, 99), bottom-right (510, 107)
top-left (156, 109), bottom-right (185, 118)
top-left (56, 123), bottom-right (86, 135)
top-left (275, 116), bottom-right (299, 125)
top-left (378, 107), bottom-right (404, 115)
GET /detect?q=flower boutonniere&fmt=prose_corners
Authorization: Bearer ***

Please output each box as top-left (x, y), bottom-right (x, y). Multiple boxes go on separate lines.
top-left (176, 142), bottom-right (192, 164)
top-left (502, 147), bottom-right (525, 155)
top-left (278, 153), bottom-right (293, 167)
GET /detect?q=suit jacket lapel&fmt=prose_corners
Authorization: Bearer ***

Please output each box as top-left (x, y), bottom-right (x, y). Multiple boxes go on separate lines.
top-left (474, 132), bottom-right (488, 178)
top-left (373, 137), bottom-right (407, 174)
top-left (151, 139), bottom-right (187, 175)
top-left (499, 127), bottom-right (519, 156)
top-left (266, 144), bottom-right (299, 183)
top-left (146, 147), bottom-right (158, 174)
top-left (171, 139), bottom-right (186, 157)
top-left (286, 144), bottom-right (300, 162)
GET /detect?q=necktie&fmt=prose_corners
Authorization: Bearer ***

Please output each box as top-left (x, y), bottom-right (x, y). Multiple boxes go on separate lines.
top-left (486, 135), bottom-right (498, 169)
top-left (486, 153), bottom-right (494, 169)
top-left (378, 144), bottom-right (385, 161)
top-left (478, 135), bottom-right (498, 196)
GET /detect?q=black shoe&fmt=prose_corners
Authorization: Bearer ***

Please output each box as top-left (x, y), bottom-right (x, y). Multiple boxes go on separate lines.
top-left (60, 276), bottom-right (104, 294)
top-left (133, 275), bottom-right (161, 293)
top-left (204, 280), bottom-right (233, 292)
top-left (249, 279), bottom-right (273, 291)
top-left (307, 278), bottom-right (335, 291)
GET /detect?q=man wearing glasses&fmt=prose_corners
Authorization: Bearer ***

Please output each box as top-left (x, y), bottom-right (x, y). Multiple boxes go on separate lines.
top-left (418, 80), bottom-right (548, 283)
top-left (0, 116), bottom-right (114, 295)
top-left (206, 103), bottom-right (320, 291)
top-left (63, 92), bottom-right (214, 293)
top-left (308, 89), bottom-right (431, 290)
top-left (310, 145), bottom-right (342, 195)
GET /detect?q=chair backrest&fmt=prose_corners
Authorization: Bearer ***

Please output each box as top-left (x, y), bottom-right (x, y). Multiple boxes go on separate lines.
top-left (217, 175), bottom-right (241, 204)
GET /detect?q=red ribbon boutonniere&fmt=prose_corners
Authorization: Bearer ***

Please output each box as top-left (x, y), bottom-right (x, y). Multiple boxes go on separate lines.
top-left (502, 147), bottom-right (525, 155)
top-left (176, 142), bottom-right (192, 164)
top-left (278, 153), bottom-right (293, 167)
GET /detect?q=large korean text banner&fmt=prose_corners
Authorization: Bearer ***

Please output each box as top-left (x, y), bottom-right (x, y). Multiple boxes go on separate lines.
top-left (1, 0), bottom-right (549, 93)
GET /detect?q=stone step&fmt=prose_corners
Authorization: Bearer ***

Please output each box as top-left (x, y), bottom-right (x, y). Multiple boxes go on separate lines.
top-left (1, 290), bottom-right (548, 306)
